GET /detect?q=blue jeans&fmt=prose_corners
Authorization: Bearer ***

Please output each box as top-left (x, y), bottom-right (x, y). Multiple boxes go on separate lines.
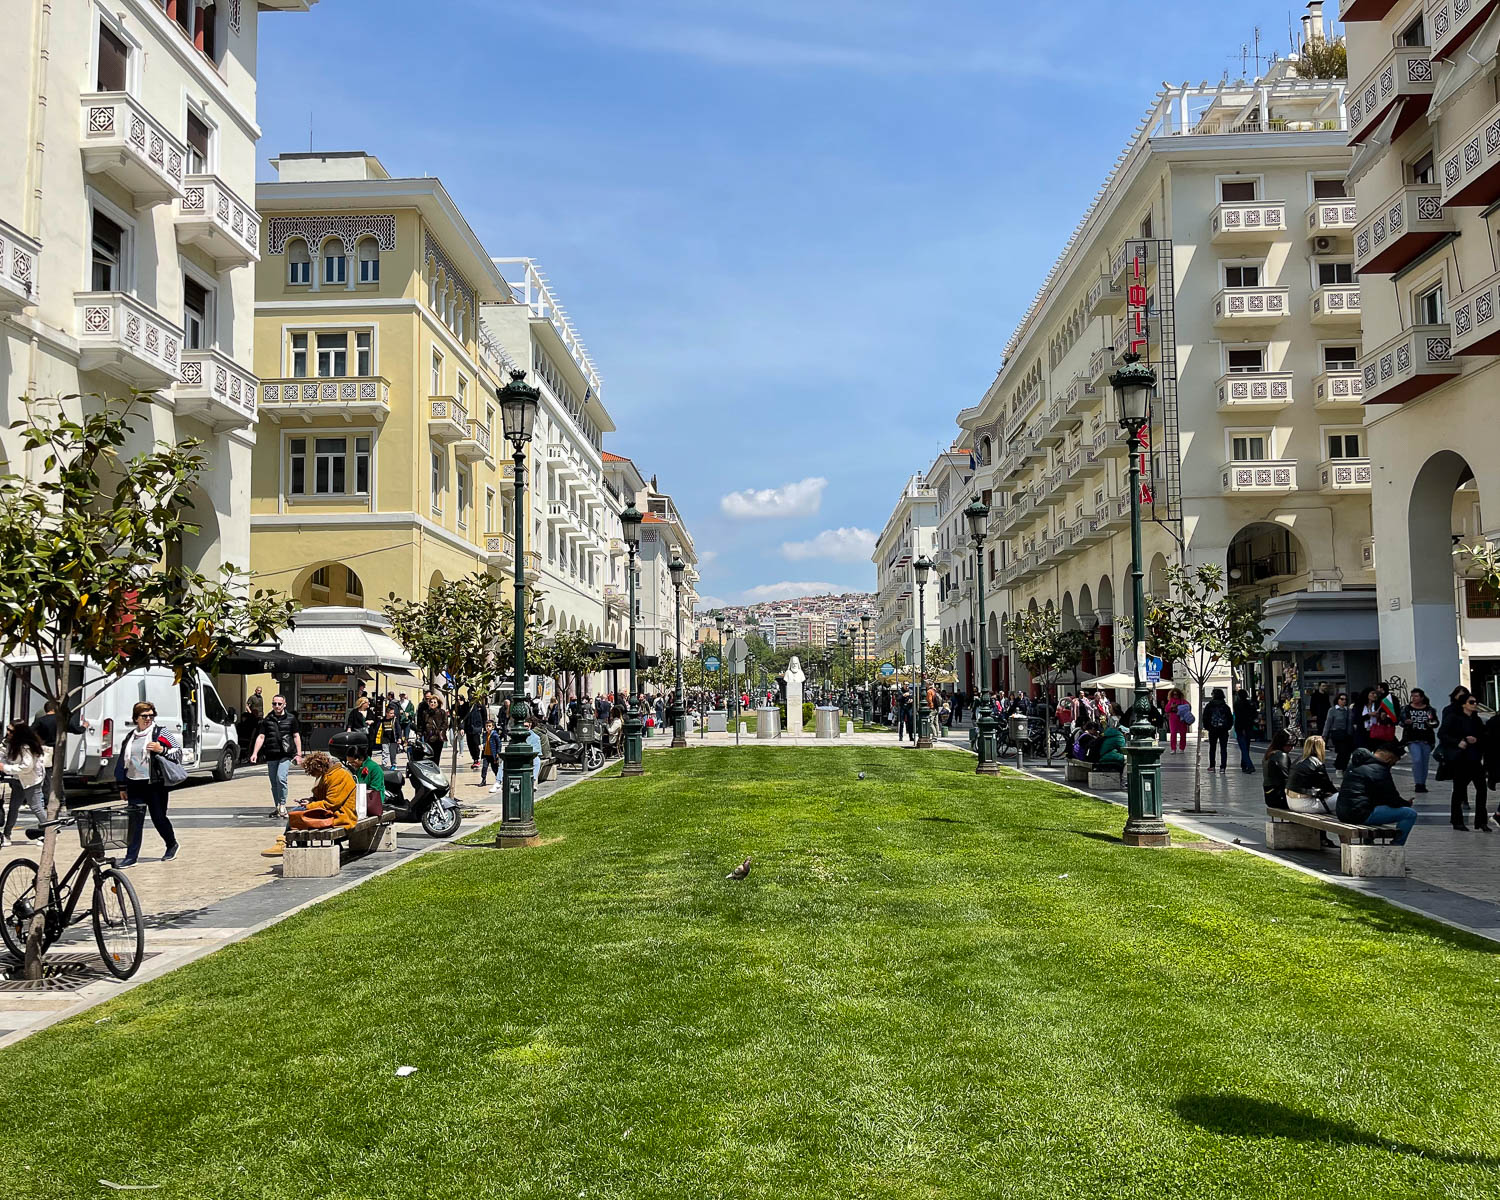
top-left (267, 758), bottom-right (291, 809)
top-left (1237, 730), bottom-right (1253, 771)
top-left (1407, 740), bottom-right (1432, 788)
top-left (1365, 803), bottom-right (1418, 845)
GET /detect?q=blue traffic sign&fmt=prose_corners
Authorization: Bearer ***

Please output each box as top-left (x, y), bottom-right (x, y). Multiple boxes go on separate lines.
top-left (1145, 655), bottom-right (1163, 685)
top-left (879, 663), bottom-right (896, 677)
top-left (704, 657), bottom-right (721, 673)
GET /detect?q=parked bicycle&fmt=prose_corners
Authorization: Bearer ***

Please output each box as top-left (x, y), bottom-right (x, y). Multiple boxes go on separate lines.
top-left (0, 804), bottom-right (145, 980)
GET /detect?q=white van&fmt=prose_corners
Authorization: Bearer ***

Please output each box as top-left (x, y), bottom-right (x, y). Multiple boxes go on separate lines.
top-left (0, 658), bottom-right (240, 788)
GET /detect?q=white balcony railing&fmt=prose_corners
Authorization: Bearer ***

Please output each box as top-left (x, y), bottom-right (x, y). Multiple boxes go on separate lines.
top-left (1210, 201), bottom-right (1288, 242)
top-left (1354, 184), bottom-right (1453, 275)
top-left (1306, 199), bottom-right (1359, 236)
top-left (80, 93), bottom-right (186, 206)
top-left (1310, 284), bottom-right (1361, 324)
top-left (1451, 270), bottom-right (1500, 357)
top-left (75, 291), bottom-right (182, 390)
top-left (1347, 46), bottom-right (1434, 144)
top-left (1215, 371), bottom-right (1294, 411)
top-left (1361, 323), bottom-right (1459, 404)
top-left (1430, 0), bottom-right (1497, 60)
top-left (1440, 96), bottom-right (1500, 208)
top-left (260, 377), bottom-right (392, 422)
top-left (1312, 369), bottom-right (1364, 408)
top-left (0, 217), bottom-right (40, 311)
top-left (176, 348), bottom-right (256, 429)
top-left (1318, 458), bottom-right (1373, 493)
top-left (176, 174), bottom-right (259, 268)
top-left (1212, 286), bottom-right (1290, 326)
top-left (1222, 459), bottom-right (1299, 494)
top-left (428, 397), bottom-right (468, 443)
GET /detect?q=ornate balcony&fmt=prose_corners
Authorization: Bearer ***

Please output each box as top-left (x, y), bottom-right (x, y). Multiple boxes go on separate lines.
top-left (1222, 460), bottom-right (1299, 495)
top-left (1210, 201), bottom-right (1287, 243)
top-left (1079, 440), bottom-right (1107, 478)
top-left (1066, 375), bottom-right (1099, 417)
top-left (1340, 0), bottom-right (1400, 20)
top-left (547, 442), bottom-right (579, 479)
top-left (0, 218), bottom-right (39, 311)
top-left (1109, 239), bottom-right (1153, 286)
top-left (1060, 450), bottom-right (1085, 492)
top-left (1361, 324), bottom-right (1459, 403)
top-left (259, 377), bottom-right (391, 423)
top-left (1087, 275), bottom-right (1125, 317)
top-left (1312, 369), bottom-right (1365, 409)
top-left (80, 93), bottom-right (186, 206)
top-left (428, 397), bottom-right (468, 443)
top-left (1100, 494), bottom-right (1132, 528)
top-left (1038, 405), bottom-right (1066, 447)
top-left (1306, 199), bottom-right (1359, 238)
top-left (603, 583), bottom-right (628, 613)
top-left (175, 348), bottom-right (256, 430)
top-left (1355, 185), bottom-right (1453, 275)
top-left (1440, 97), bottom-right (1500, 207)
top-left (1347, 47), bottom-right (1434, 146)
top-left (1074, 511), bottom-right (1108, 544)
top-left (1429, 0), bottom-right (1500, 60)
top-left (483, 531), bottom-right (515, 562)
top-left (1311, 284), bottom-right (1361, 325)
top-left (1216, 371), bottom-right (1294, 412)
top-left (1094, 422), bottom-right (1130, 460)
top-left (1089, 345), bottom-right (1115, 388)
top-left (74, 292), bottom-right (182, 390)
top-left (1451, 270), bottom-right (1500, 356)
top-left (1318, 458), bottom-right (1373, 493)
top-left (175, 175), bottom-right (259, 269)
top-left (1212, 286), bottom-right (1290, 327)
top-left (455, 419), bottom-right (491, 464)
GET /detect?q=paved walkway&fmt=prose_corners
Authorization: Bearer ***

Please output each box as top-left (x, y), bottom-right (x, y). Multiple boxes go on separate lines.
top-left (0, 757), bottom-right (596, 1046)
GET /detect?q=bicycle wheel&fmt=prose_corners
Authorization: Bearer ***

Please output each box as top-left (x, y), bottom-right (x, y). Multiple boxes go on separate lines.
top-left (92, 868), bottom-right (145, 980)
top-left (0, 858), bottom-right (43, 960)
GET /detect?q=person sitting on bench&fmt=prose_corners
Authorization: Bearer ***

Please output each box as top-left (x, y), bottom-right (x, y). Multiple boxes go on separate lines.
top-left (261, 751), bottom-right (359, 858)
top-left (1286, 735), bottom-right (1337, 815)
top-left (1091, 719), bottom-right (1126, 770)
top-left (1336, 743), bottom-right (1418, 845)
top-left (333, 731), bottom-right (385, 818)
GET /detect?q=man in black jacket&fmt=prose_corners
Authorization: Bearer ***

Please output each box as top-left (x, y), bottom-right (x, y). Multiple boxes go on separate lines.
top-left (1335, 745), bottom-right (1417, 844)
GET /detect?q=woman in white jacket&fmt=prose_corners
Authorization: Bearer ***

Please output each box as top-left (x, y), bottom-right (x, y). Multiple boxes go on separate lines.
top-left (0, 720), bottom-right (47, 847)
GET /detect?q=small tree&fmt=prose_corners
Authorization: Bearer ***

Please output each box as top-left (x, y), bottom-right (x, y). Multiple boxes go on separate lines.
top-left (1054, 626), bottom-right (1098, 693)
top-left (542, 628), bottom-right (604, 706)
top-left (1297, 37), bottom-right (1347, 80)
top-left (1010, 607), bottom-right (1063, 763)
top-left (1148, 564), bottom-right (1268, 813)
top-left (0, 395), bottom-right (296, 978)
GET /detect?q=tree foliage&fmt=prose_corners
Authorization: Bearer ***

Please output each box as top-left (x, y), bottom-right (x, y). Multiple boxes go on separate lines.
top-left (0, 394), bottom-right (297, 977)
top-left (1297, 38), bottom-right (1347, 80)
top-left (1054, 626), bottom-right (1098, 689)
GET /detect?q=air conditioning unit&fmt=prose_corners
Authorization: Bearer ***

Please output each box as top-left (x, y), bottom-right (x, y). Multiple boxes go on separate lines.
top-left (1314, 235), bottom-right (1334, 253)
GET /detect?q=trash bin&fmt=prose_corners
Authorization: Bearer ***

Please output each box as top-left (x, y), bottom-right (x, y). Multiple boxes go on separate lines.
top-left (814, 706), bottom-right (841, 739)
top-left (756, 706), bottom-right (780, 739)
top-left (1008, 713), bottom-right (1029, 747)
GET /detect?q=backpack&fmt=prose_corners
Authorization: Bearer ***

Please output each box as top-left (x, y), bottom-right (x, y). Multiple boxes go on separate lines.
top-left (1207, 704), bottom-right (1232, 732)
top-left (1177, 702), bottom-right (1195, 728)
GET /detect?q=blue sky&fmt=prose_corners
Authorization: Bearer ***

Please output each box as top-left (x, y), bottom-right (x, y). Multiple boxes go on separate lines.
top-left (258, 0), bottom-right (1318, 608)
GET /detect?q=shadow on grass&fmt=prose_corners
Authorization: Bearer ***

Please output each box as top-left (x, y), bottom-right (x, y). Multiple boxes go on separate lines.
top-left (916, 816), bottom-right (972, 826)
top-left (1175, 1094), bottom-right (1500, 1167)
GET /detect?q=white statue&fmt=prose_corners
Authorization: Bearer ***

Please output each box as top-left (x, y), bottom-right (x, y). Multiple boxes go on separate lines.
top-left (783, 656), bottom-right (806, 735)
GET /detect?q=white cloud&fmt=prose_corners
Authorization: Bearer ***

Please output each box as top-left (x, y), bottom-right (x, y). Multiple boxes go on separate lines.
top-left (697, 549), bottom-right (719, 565)
top-left (720, 477), bottom-right (827, 520)
top-left (740, 581), bottom-right (845, 603)
top-left (693, 595), bottom-right (729, 612)
top-left (781, 527), bottom-right (877, 564)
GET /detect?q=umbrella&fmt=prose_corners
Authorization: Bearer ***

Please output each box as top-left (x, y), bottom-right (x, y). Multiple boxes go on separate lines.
top-left (1079, 672), bottom-right (1143, 690)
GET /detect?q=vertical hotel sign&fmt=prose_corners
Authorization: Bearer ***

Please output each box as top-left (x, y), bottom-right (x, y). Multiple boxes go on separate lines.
top-left (1125, 239), bottom-right (1153, 506)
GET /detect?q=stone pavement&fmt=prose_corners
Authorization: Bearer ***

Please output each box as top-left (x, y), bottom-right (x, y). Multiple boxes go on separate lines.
top-left (0, 755), bottom-right (596, 1046)
top-left (933, 726), bottom-right (1500, 943)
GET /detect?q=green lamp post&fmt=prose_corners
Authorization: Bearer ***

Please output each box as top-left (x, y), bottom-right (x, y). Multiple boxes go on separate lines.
top-left (1110, 352), bottom-right (1169, 848)
top-left (620, 503), bottom-right (645, 776)
top-left (496, 369), bottom-right (541, 846)
top-left (965, 498), bottom-right (999, 775)
top-left (837, 628), bottom-right (850, 715)
top-left (668, 553), bottom-right (687, 747)
top-left (860, 612), bottom-right (873, 725)
top-left (914, 554), bottom-right (933, 748)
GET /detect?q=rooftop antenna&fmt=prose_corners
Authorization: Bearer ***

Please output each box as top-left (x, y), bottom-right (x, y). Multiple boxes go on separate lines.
top-left (308, 110), bottom-right (314, 152)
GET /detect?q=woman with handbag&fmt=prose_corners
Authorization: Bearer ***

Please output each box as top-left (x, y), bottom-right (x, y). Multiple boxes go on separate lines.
top-left (260, 751), bottom-right (358, 858)
top-left (113, 700), bottom-right (180, 868)
top-left (1, 720), bottom-right (47, 847)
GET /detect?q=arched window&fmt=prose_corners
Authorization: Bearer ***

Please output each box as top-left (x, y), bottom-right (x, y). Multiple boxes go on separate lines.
top-left (287, 238), bottom-right (311, 286)
top-left (345, 566), bottom-right (363, 600)
top-left (980, 436), bottom-right (992, 465)
top-left (357, 238), bottom-right (380, 284)
top-left (322, 239), bottom-right (347, 285)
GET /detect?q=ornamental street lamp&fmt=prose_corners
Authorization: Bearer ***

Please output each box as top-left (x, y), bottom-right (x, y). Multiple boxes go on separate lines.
top-left (496, 369), bottom-right (540, 845)
top-left (914, 554), bottom-right (933, 748)
top-left (837, 628), bottom-right (849, 714)
top-left (965, 498), bottom-right (999, 775)
top-left (859, 613), bottom-right (873, 725)
top-left (668, 554), bottom-right (687, 747)
top-left (713, 611), bottom-right (726, 724)
top-left (620, 503), bottom-right (645, 776)
top-left (1110, 351), bottom-right (1168, 847)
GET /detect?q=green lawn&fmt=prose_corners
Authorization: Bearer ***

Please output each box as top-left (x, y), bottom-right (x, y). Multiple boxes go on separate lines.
top-left (3, 749), bottom-right (1498, 1199)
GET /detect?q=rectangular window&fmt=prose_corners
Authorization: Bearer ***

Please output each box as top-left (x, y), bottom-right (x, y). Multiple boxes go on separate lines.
top-left (355, 331), bottom-right (372, 376)
top-left (97, 23), bottom-right (129, 92)
top-left (1399, 14), bottom-right (1426, 46)
top-left (288, 437), bottom-right (306, 495)
top-left (1416, 284), bottom-right (1445, 325)
top-left (354, 436), bottom-right (370, 494)
top-left (314, 437), bottom-right (346, 495)
top-left (1220, 179), bottom-right (1257, 202)
top-left (1224, 264), bottom-right (1261, 288)
top-left (1232, 434), bottom-right (1268, 461)
top-left (185, 110), bottom-right (211, 174)
top-left (1317, 261), bottom-right (1355, 285)
top-left (457, 375), bottom-right (467, 408)
top-left (90, 211), bottom-right (124, 291)
top-left (182, 277), bottom-right (209, 350)
top-left (324, 249), bottom-right (346, 285)
top-left (1313, 177), bottom-right (1346, 199)
top-left (316, 332), bottom-right (348, 377)
top-left (431, 351), bottom-right (443, 397)
top-left (290, 332), bottom-right (308, 378)
top-left (1410, 150), bottom-right (1436, 186)
top-left (431, 451), bottom-right (442, 512)
top-left (1324, 345), bottom-right (1359, 369)
top-left (485, 488), bottom-right (495, 533)
top-left (457, 469), bottom-right (469, 528)
top-left (1328, 432), bottom-right (1362, 459)
top-left (1226, 348), bottom-right (1265, 374)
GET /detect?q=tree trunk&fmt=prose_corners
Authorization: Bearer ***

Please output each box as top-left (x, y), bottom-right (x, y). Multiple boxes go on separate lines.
top-left (24, 631), bottom-right (72, 979)
top-left (1192, 676), bottom-right (1205, 813)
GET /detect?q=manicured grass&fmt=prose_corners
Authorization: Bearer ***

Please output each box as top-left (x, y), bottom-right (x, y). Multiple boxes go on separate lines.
top-left (2, 749), bottom-right (1498, 1199)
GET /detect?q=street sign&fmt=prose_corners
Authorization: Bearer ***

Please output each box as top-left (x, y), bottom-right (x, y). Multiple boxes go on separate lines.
top-left (1145, 655), bottom-right (1162, 685)
top-left (704, 657), bottom-right (721, 673)
top-left (727, 637), bottom-right (748, 673)
top-left (879, 663), bottom-right (896, 677)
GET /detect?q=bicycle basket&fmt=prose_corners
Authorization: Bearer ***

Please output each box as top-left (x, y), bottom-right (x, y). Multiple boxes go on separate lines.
top-left (77, 806), bottom-right (130, 853)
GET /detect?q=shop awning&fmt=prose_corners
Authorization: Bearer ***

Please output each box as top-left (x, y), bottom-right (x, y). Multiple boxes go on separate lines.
top-left (1260, 593), bottom-right (1381, 652)
top-left (1080, 672), bottom-right (1141, 690)
top-left (221, 607), bottom-right (416, 674)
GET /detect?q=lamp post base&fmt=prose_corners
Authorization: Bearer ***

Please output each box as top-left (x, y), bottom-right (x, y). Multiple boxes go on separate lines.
top-left (496, 745), bottom-right (538, 848)
top-left (622, 711), bottom-right (645, 776)
top-left (495, 825), bottom-right (541, 849)
top-left (1122, 732), bottom-right (1169, 848)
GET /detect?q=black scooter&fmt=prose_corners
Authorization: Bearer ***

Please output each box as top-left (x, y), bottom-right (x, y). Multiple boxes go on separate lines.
top-left (383, 738), bottom-right (463, 838)
top-left (541, 720), bottom-right (604, 773)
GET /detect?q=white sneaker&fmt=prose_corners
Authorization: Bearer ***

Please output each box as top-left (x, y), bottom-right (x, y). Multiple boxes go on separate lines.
top-left (488, 783), bottom-right (502, 793)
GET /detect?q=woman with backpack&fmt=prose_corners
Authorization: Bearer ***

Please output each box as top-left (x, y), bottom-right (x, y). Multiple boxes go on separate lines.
top-left (1165, 688), bottom-right (1186, 752)
top-left (113, 700), bottom-right (180, 868)
top-left (1202, 688), bottom-right (1234, 772)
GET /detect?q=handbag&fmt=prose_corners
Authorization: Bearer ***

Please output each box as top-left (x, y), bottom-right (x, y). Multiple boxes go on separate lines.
top-left (147, 726), bottom-right (190, 788)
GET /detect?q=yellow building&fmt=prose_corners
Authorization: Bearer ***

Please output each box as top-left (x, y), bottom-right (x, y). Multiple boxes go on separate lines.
top-left (250, 152), bottom-right (528, 613)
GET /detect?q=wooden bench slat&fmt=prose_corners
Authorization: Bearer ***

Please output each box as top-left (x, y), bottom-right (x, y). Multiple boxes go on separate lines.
top-left (1267, 808), bottom-right (1398, 843)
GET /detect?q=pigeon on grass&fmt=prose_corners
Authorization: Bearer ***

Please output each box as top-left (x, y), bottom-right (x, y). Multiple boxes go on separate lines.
top-left (726, 856), bottom-right (753, 881)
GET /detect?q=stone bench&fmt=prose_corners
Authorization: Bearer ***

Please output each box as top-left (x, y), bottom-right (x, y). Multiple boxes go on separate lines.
top-left (1088, 767), bottom-right (1125, 791)
top-left (284, 812), bottom-right (398, 879)
top-left (1065, 760), bottom-right (1091, 784)
top-left (1265, 808), bottom-right (1405, 878)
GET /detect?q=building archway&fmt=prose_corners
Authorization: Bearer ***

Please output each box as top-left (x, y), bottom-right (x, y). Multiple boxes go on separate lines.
top-left (1148, 552), bottom-right (1171, 600)
top-left (290, 561), bottom-right (364, 608)
top-left (1226, 521), bottom-right (1307, 602)
top-left (1408, 451), bottom-right (1481, 694)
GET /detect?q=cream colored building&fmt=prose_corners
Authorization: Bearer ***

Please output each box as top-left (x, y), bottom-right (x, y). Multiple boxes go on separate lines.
top-left (1343, 0), bottom-right (1500, 702)
top-left (1, 0), bottom-right (316, 578)
top-left (871, 474), bottom-right (941, 664)
top-left (926, 444), bottom-right (979, 689)
top-left (958, 58), bottom-right (1376, 701)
